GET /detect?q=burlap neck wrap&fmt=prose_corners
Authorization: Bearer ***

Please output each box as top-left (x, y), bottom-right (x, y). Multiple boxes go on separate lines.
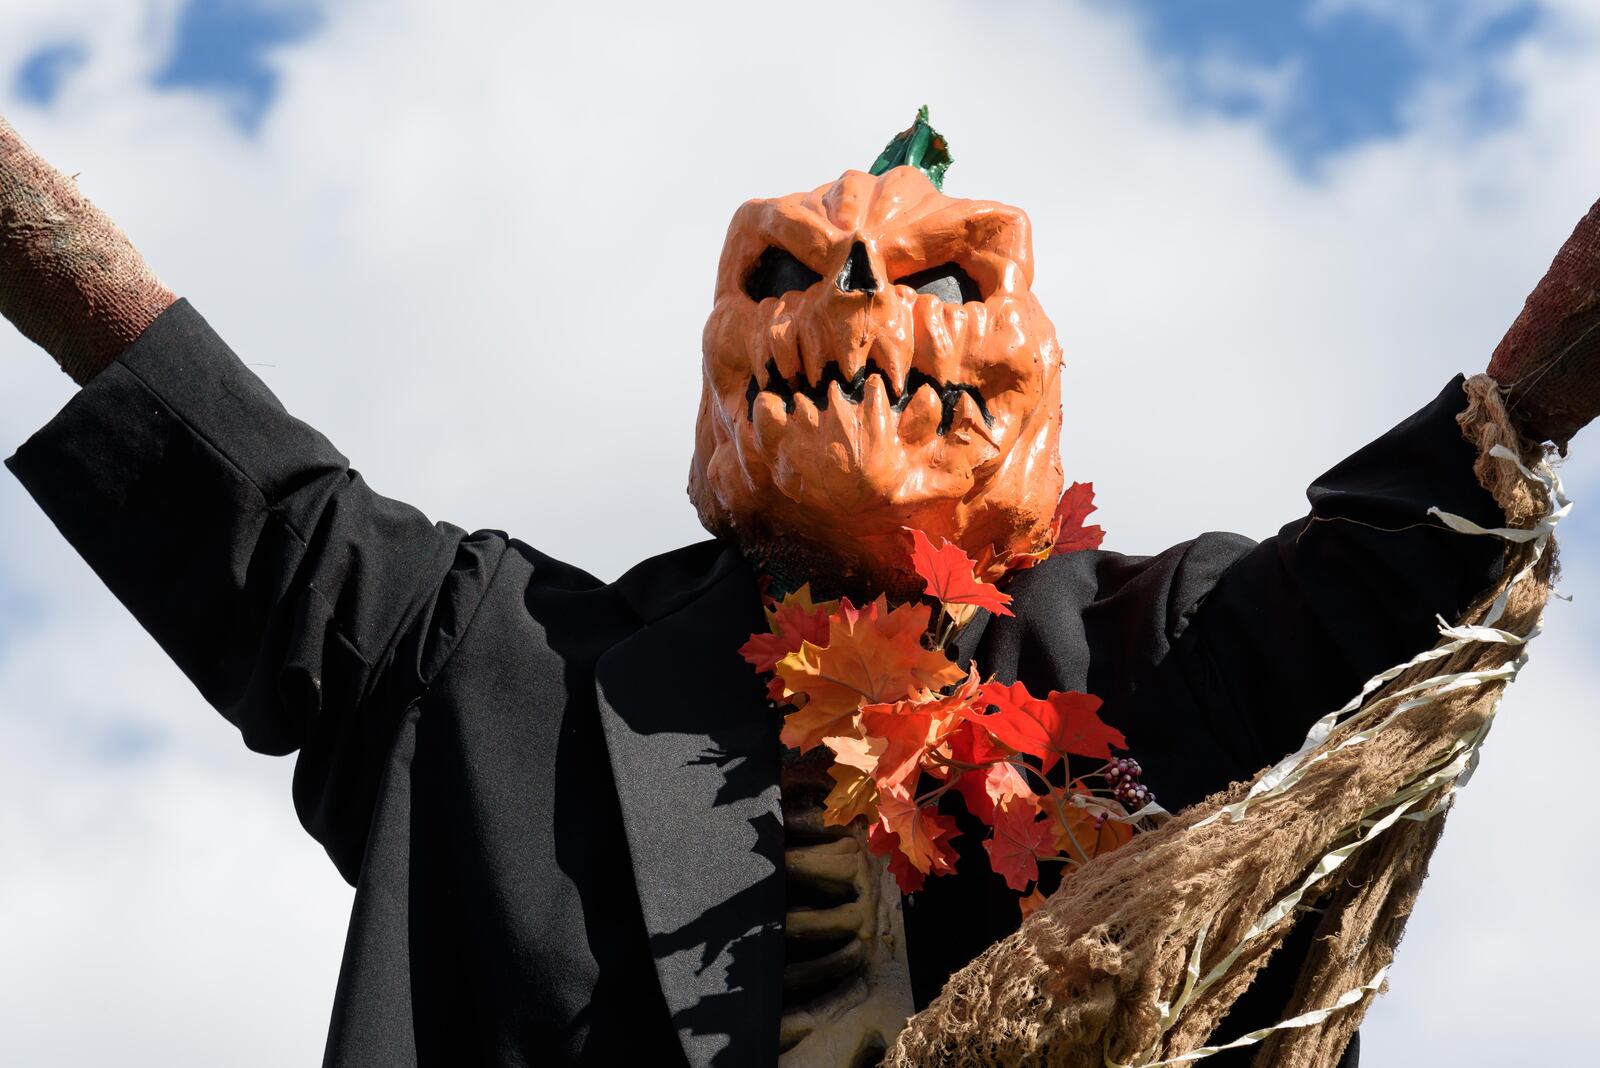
top-left (886, 375), bottom-right (1556, 1068)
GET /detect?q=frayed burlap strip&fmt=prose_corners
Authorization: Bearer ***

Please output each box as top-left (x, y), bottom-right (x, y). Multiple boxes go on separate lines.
top-left (887, 375), bottom-right (1554, 1068)
top-left (0, 114), bottom-right (174, 384)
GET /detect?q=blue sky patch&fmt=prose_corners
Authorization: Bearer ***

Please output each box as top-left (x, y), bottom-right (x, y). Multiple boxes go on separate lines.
top-left (151, 0), bottom-right (322, 133)
top-left (1119, 0), bottom-right (1541, 171)
top-left (0, 574), bottom-right (42, 662)
top-left (89, 719), bottom-right (169, 763)
top-left (13, 40), bottom-right (89, 107)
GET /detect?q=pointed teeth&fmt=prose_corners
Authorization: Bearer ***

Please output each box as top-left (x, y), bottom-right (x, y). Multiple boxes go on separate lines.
top-left (826, 379), bottom-right (849, 408)
top-left (793, 393), bottom-right (821, 431)
top-left (770, 321), bottom-right (800, 383)
top-left (823, 381), bottom-right (860, 458)
top-left (799, 336), bottom-right (827, 392)
top-left (862, 375), bottom-right (891, 442)
top-left (840, 339), bottom-right (868, 382)
top-left (955, 391), bottom-right (988, 431)
top-left (947, 391), bottom-right (991, 446)
top-left (753, 392), bottom-right (788, 451)
top-left (898, 383), bottom-right (941, 445)
top-left (869, 334), bottom-right (909, 398)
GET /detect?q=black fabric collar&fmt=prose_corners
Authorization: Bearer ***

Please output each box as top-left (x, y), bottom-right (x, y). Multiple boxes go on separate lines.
top-left (594, 542), bottom-right (783, 1067)
top-left (608, 538), bottom-right (750, 626)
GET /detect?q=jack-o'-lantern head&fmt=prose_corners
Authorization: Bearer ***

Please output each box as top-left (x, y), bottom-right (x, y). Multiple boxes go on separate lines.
top-left (689, 112), bottom-right (1064, 595)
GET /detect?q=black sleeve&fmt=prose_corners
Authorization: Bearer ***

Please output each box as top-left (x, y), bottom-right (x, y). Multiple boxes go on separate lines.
top-left (1177, 374), bottom-right (1506, 782)
top-left (5, 299), bottom-right (500, 879)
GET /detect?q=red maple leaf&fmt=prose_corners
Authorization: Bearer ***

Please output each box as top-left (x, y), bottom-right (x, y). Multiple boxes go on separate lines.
top-left (905, 528), bottom-right (1014, 619)
top-left (740, 595), bottom-right (832, 674)
top-left (951, 756), bottom-right (1034, 826)
top-left (866, 822), bottom-right (928, 893)
top-left (1051, 482), bottom-right (1105, 555)
top-left (984, 797), bottom-right (1056, 891)
top-left (963, 681), bottom-right (1126, 773)
top-left (940, 719), bottom-right (1030, 825)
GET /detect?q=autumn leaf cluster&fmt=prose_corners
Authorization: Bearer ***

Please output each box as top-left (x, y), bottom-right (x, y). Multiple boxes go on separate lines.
top-left (742, 484), bottom-right (1154, 898)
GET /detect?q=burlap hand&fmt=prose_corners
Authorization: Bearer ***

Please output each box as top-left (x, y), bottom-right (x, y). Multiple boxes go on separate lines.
top-left (1487, 196), bottom-right (1600, 450)
top-left (0, 114), bottom-right (176, 384)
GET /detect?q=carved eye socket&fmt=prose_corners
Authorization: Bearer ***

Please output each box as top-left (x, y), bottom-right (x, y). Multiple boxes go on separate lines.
top-left (745, 246), bottom-right (823, 302)
top-left (893, 263), bottom-right (982, 305)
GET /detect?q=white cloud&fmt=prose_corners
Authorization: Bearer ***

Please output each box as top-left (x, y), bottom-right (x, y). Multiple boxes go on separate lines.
top-left (1, 0), bottom-right (1596, 1063)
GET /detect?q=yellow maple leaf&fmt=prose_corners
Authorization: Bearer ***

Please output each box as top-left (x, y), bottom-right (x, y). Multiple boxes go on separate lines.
top-left (777, 596), bottom-right (966, 752)
top-left (822, 761), bottom-right (879, 827)
top-left (764, 582), bottom-right (839, 629)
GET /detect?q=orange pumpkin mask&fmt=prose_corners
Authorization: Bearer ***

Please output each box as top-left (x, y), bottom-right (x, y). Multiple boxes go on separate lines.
top-left (689, 114), bottom-right (1064, 595)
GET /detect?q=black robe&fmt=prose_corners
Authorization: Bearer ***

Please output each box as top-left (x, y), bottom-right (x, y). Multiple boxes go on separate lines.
top-left (6, 300), bottom-right (1503, 1067)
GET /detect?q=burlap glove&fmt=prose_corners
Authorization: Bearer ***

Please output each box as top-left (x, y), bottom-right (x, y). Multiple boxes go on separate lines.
top-left (1487, 196), bottom-right (1600, 451)
top-left (0, 114), bottom-right (175, 384)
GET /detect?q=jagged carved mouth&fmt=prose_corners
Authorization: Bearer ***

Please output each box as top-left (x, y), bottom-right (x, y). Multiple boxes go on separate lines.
top-left (745, 359), bottom-right (994, 437)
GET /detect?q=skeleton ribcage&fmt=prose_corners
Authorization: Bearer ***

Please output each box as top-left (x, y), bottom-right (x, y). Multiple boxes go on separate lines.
top-left (779, 750), bottom-right (914, 1067)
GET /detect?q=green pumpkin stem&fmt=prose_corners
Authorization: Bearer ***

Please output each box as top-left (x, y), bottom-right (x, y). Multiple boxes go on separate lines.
top-left (869, 105), bottom-right (953, 190)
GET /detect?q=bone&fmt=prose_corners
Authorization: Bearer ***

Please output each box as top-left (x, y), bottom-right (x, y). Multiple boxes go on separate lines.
top-left (754, 392), bottom-right (789, 451)
top-left (778, 822), bottom-right (915, 1067)
top-left (786, 898), bottom-right (872, 939)
top-left (779, 976), bottom-right (872, 1051)
top-left (898, 383), bottom-right (941, 445)
top-left (783, 940), bottom-right (869, 993)
top-left (786, 849), bottom-right (866, 885)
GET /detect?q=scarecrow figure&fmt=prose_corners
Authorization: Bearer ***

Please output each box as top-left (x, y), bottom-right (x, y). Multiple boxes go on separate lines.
top-left (1, 109), bottom-right (1595, 1068)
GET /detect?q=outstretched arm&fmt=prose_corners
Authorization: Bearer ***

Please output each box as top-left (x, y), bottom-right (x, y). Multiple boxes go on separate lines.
top-left (1180, 191), bottom-right (1600, 779)
top-left (0, 115), bottom-right (176, 382)
top-left (0, 115), bottom-right (502, 880)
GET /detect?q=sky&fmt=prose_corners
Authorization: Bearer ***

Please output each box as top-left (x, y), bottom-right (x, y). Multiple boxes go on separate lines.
top-left (0, 0), bottom-right (1597, 1063)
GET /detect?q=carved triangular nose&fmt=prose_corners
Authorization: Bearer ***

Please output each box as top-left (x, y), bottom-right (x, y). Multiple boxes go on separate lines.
top-left (835, 240), bottom-right (878, 294)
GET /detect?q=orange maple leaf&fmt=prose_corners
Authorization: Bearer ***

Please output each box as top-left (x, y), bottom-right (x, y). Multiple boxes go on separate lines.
top-left (776, 597), bottom-right (966, 752)
top-left (853, 668), bottom-right (982, 792)
top-left (1018, 887), bottom-right (1049, 919)
top-left (1050, 784), bottom-right (1135, 865)
top-left (905, 527), bottom-right (1014, 623)
top-left (872, 789), bottom-right (960, 891)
